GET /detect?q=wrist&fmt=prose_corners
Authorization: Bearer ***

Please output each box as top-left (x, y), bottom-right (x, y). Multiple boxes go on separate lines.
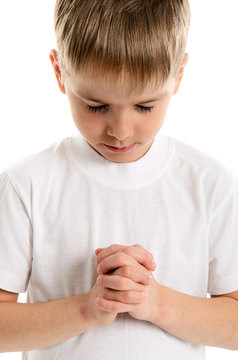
top-left (149, 281), bottom-right (169, 327)
top-left (77, 293), bottom-right (99, 330)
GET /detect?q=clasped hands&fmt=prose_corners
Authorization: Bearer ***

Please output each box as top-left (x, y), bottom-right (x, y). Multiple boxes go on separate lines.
top-left (93, 244), bottom-right (159, 323)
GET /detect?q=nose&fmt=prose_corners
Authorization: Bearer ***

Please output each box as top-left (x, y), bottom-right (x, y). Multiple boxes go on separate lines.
top-left (106, 111), bottom-right (132, 141)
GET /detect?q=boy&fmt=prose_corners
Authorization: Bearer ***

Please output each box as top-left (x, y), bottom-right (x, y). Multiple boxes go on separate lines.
top-left (0, 0), bottom-right (238, 359)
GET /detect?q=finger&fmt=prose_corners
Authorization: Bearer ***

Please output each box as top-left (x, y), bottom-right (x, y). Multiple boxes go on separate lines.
top-left (112, 265), bottom-right (153, 285)
top-left (97, 252), bottom-right (138, 275)
top-left (95, 297), bottom-right (131, 313)
top-left (102, 288), bottom-right (147, 304)
top-left (95, 248), bottom-right (104, 256)
top-left (122, 245), bottom-right (157, 271)
top-left (97, 244), bottom-right (156, 271)
top-left (97, 274), bottom-right (145, 291)
top-left (96, 244), bottom-right (125, 264)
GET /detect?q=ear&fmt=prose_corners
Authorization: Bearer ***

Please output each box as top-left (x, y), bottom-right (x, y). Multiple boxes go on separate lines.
top-left (49, 49), bottom-right (66, 94)
top-left (173, 53), bottom-right (189, 96)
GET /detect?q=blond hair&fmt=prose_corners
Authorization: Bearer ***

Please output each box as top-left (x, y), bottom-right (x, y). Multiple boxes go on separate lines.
top-left (54, 0), bottom-right (190, 92)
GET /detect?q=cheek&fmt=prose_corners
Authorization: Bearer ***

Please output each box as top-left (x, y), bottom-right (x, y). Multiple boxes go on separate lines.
top-left (144, 112), bottom-right (164, 130)
top-left (71, 107), bottom-right (104, 139)
top-left (74, 112), bottom-right (98, 132)
top-left (138, 109), bottom-right (167, 137)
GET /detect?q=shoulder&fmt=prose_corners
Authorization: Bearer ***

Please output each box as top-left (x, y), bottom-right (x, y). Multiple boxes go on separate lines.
top-left (5, 136), bottom-right (70, 179)
top-left (1, 137), bottom-right (72, 201)
top-left (167, 135), bottom-right (237, 206)
top-left (168, 135), bottom-right (235, 183)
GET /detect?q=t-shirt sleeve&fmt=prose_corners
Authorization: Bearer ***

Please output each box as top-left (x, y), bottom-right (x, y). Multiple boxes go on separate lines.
top-left (0, 171), bottom-right (32, 293)
top-left (208, 171), bottom-right (238, 295)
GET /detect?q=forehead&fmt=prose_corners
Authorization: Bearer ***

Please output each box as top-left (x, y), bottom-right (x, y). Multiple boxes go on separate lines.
top-left (65, 68), bottom-right (175, 104)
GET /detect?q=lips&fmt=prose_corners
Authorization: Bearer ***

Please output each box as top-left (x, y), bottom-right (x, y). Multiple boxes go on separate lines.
top-left (104, 143), bottom-right (136, 153)
top-left (107, 145), bottom-right (128, 149)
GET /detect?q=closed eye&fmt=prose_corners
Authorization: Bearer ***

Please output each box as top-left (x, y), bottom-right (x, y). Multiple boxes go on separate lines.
top-left (87, 105), bottom-right (106, 113)
top-left (87, 105), bottom-right (154, 113)
top-left (137, 105), bottom-right (154, 113)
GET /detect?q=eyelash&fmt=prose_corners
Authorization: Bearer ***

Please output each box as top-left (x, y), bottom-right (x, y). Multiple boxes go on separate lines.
top-left (87, 105), bottom-right (154, 113)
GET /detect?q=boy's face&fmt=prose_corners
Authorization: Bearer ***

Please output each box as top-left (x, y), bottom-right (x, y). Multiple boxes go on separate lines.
top-left (50, 51), bottom-right (188, 163)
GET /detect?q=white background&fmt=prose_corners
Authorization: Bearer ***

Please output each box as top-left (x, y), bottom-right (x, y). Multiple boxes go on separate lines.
top-left (0, 0), bottom-right (237, 359)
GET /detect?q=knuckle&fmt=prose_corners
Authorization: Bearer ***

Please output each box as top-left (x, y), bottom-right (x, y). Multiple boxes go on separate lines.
top-left (122, 266), bottom-right (132, 278)
top-left (104, 290), bottom-right (115, 302)
top-left (116, 253), bottom-right (126, 263)
top-left (132, 243), bottom-right (142, 249)
top-left (123, 291), bottom-right (133, 302)
top-left (109, 244), bottom-right (120, 252)
top-left (113, 303), bottom-right (122, 312)
top-left (123, 247), bottom-right (133, 256)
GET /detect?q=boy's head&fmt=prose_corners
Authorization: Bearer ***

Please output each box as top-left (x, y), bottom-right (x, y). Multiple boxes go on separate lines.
top-left (50, 0), bottom-right (190, 163)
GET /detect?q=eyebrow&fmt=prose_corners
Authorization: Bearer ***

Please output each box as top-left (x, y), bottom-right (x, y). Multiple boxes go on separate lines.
top-left (78, 93), bottom-right (168, 104)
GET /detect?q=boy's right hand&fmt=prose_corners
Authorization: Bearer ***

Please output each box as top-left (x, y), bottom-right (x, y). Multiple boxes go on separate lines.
top-left (83, 280), bottom-right (118, 327)
top-left (84, 270), bottom-right (149, 328)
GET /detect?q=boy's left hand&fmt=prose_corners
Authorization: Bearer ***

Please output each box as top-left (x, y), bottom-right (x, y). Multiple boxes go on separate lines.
top-left (95, 244), bottom-right (160, 322)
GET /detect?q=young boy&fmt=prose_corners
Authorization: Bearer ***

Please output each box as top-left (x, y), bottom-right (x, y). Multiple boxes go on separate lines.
top-left (0, 0), bottom-right (238, 359)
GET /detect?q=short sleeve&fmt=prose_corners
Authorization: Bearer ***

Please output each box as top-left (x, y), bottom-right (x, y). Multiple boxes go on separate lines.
top-left (208, 172), bottom-right (238, 295)
top-left (0, 171), bottom-right (32, 293)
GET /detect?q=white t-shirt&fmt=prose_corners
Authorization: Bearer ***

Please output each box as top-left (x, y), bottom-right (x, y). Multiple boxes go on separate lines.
top-left (0, 133), bottom-right (238, 359)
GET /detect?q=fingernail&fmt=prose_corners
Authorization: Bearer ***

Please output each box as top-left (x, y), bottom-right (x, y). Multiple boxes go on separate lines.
top-left (151, 260), bottom-right (156, 269)
top-left (148, 275), bottom-right (153, 284)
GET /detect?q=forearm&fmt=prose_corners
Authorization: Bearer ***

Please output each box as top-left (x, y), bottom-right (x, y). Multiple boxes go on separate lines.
top-left (0, 294), bottom-right (93, 353)
top-left (154, 284), bottom-right (238, 350)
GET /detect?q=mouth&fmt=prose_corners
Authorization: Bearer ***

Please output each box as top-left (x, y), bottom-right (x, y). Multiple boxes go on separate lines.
top-left (104, 143), bottom-right (136, 153)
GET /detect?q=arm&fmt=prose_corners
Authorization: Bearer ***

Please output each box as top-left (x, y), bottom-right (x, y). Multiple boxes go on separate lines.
top-left (95, 244), bottom-right (238, 351)
top-left (0, 279), bottom-right (119, 353)
top-left (151, 283), bottom-right (238, 351)
top-left (0, 245), bottom-right (155, 353)
top-left (0, 292), bottom-right (96, 353)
